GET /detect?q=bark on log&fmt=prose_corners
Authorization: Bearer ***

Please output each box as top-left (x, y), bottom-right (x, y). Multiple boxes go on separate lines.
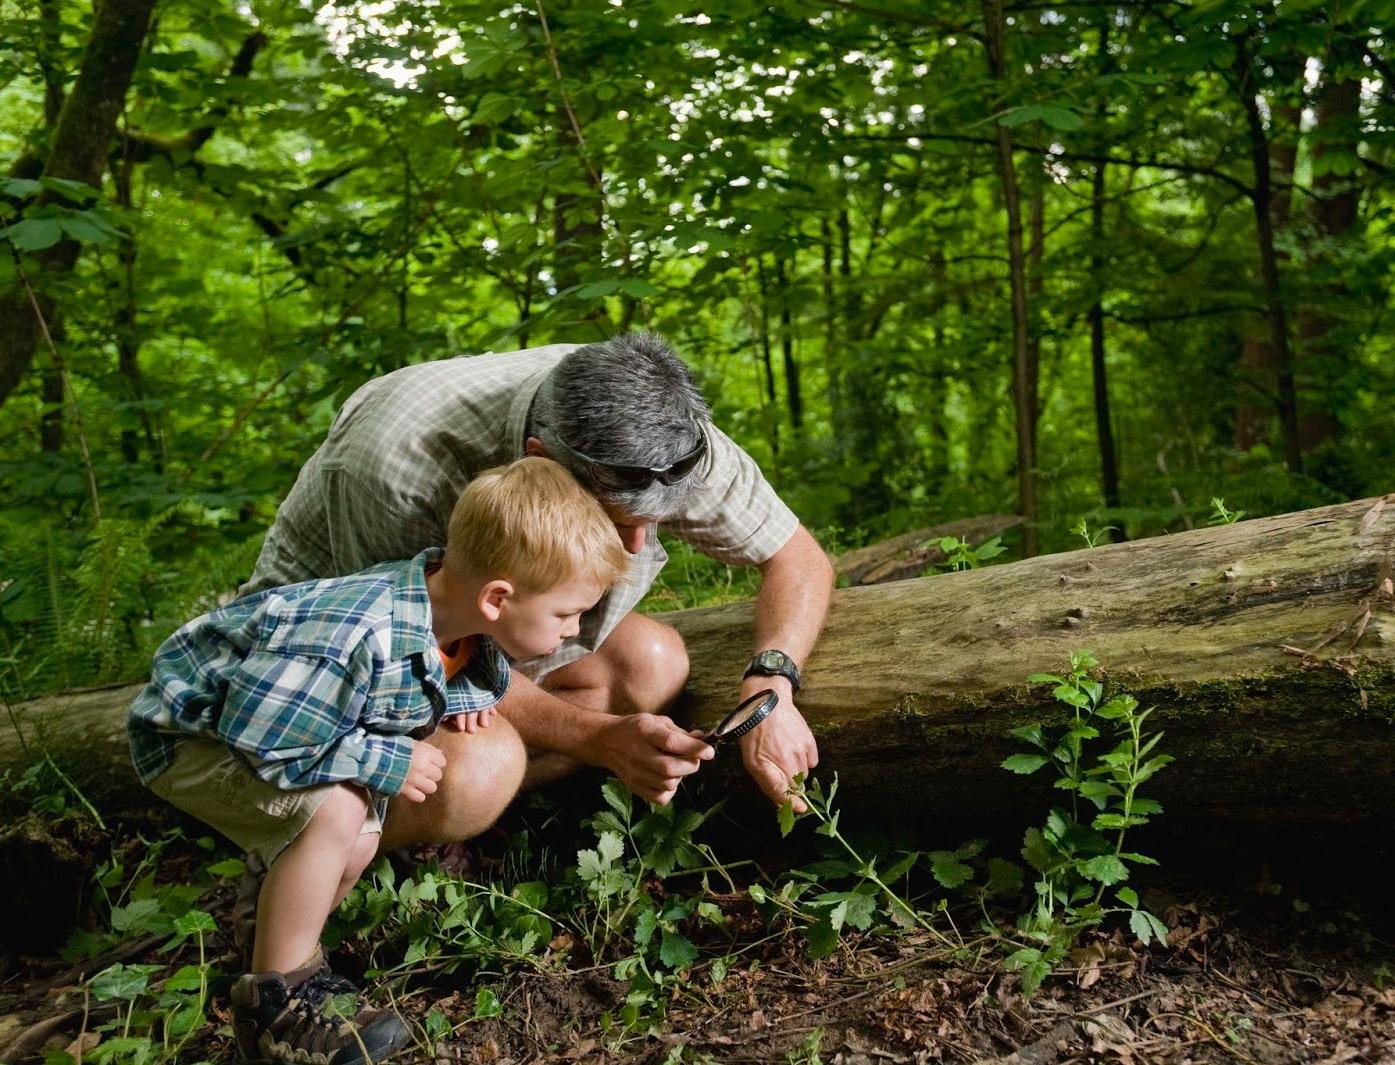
top-left (835, 514), bottom-right (1024, 585)
top-left (4, 496), bottom-right (1394, 829)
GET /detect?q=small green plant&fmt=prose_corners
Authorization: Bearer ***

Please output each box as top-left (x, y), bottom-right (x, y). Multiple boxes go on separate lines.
top-left (1208, 497), bottom-right (1245, 525)
top-left (999, 650), bottom-right (1171, 993)
top-left (1071, 517), bottom-right (1117, 548)
top-left (763, 774), bottom-right (962, 960)
top-left (934, 535), bottom-right (1006, 573)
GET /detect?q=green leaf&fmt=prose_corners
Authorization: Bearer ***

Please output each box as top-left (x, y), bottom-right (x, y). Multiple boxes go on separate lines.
top-left (929, 854), bottom-right (974, 889)
top-left (601, 778), bottom-right (632, 822)
top-left (2, 178), bottom-right (41, 198)
top-left (1129, 908), bottom-right (1169, 946)
top-left (59, 213), bottom-right (116, 245)
top-left (777, 797), bottom-right (796, 837)
top-left (999, 103), bottom-right (1085, 130)
top-left (806, 914), bottom-right (839, 959)
top-left (90, 963), bottom-right (156, 1001)
top-left (1027, 673), bottom-right (1063, 684)
top-left (659, 930), bottom-right (698, 969)
top-left (633, 907), bottom-right (658, 947)
top-left (1116, 886), bottom-right (1139, 908)
top-left (597, 830), bottom-right (625, 866)
top-left (161, 964), bottom-right (206, 992)
top-left (206, 857), bottom-right (246, 879)
top-left (173, 909), bottom-right (217, 937)
top-left (471, 92), bottom-right (518, 124)
top-left (1021, 827), bottom-right (1052, 873)
top-left (1079, 854), bottom-right (1129, 885)
top-left (474, 987), bottom-right (503, 1018)
top-left (1002, 753), bottom-right (1049, 775)
top-left (573, 280), bottom-right (621, 299)
top-left (4, 217), bottom-right (63, 251)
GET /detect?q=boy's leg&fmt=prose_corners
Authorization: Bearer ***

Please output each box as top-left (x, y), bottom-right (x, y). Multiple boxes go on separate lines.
top-left (253, 782), bottom-right (378, 974)
top-left (524, 610), bottom-right (689, 787)
top-left (378, 715), bottom-right (528, 850)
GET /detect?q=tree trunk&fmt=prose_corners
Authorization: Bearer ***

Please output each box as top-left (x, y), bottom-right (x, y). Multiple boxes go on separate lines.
top-left (776, 256), bottom-right (802, 432)
top-left (1295, 34), bottom-right (1366, 454)
top-left (982, 0), bottom-right (1039, 556)
top-left (1089, 160), bottom-right (1123, 539)
top-left (1234, 35), bottom-right (1302, 474)
top-left (9, 497), bottom-right (1394, 830)
top-left (0, 0), bottom-right (160, 409)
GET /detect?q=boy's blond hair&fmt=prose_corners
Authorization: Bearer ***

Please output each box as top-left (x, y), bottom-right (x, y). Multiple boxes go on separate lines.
top-left (444, 457), bottom-right (630, 593)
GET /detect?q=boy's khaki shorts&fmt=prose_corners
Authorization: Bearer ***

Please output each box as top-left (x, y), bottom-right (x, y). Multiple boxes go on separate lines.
top-left (148, 739), bottom-right (383, 867)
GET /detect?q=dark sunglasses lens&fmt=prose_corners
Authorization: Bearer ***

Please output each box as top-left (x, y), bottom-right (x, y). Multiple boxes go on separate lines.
top-left (589, 463), bottom-right (653, 492)
top-left (657, 443), bottom-right (707, 485)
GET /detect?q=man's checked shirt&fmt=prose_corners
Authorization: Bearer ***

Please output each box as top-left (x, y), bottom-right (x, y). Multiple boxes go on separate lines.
top-left (129, 549), bottom-right (509, 797)
top-left (241, 344), bottom-right (801, 680)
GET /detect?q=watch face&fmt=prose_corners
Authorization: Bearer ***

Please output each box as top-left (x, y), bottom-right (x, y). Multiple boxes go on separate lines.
top-left (757, 651), bottom-right (786, 670)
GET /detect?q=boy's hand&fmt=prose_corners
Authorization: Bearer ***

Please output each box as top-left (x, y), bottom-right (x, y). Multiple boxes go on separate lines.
top-left (442, 707), bottom-right (495, 734)
top-left (595, 714), bottom-right (714, 806)
top-left (401, 742), bottom-right (448, 802)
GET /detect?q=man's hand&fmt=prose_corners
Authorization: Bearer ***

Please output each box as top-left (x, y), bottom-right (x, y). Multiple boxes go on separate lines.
top-left (739, 675), bottom-right (819, 813)
top-left (441, 706), bottom-right (495, 733)
top-left (594, 713), bottom-right (714, 806)
top-left (400, 742), bottom-right (447, 803)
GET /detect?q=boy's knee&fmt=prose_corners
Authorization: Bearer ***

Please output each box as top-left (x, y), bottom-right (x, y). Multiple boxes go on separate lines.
top-left (306, 783), bottom-right (372, 848)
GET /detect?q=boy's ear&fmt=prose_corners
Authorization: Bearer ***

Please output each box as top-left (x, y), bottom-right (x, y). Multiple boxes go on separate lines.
top-left (478, 579), bottom-right (514, 621)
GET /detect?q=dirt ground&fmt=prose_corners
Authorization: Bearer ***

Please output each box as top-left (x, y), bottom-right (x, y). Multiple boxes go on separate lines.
top-left (3, 827), bottom-right (1393, 1065)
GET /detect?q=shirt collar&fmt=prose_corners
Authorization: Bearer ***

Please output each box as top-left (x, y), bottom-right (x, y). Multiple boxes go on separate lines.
top-left (389, 548), bottom-right (442, 660)
top-left (507, 363), bottom-right (557, 459)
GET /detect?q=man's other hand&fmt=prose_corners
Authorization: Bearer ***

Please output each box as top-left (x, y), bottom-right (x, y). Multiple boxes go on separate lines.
top-left (596, 713), bottom-right (713, 805)
top-left (738, 676), bottom-right (818, 814)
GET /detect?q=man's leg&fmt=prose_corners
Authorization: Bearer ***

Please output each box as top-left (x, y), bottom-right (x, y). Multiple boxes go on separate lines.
top-left (525, 611), bottom-right (689, 788)
top-left (379, 716), bottom-right (528, 849)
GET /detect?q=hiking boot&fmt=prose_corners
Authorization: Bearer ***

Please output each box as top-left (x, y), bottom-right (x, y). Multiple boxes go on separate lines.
top-left (230, 954), bottom-right (411, 1065)
top-left (231, 852), bottom-right (266, 968)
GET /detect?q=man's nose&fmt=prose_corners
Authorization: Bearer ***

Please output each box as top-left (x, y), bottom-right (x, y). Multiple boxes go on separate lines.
top-left (617, 524), bottom-right (646, 553)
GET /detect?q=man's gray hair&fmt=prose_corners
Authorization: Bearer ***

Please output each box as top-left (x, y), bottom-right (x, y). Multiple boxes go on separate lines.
top-left (528, 332), bottom-right (711, 521)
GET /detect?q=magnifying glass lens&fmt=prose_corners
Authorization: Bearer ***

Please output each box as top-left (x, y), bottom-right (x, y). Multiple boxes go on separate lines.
top-left (705, 689), bottom-right (779, 745)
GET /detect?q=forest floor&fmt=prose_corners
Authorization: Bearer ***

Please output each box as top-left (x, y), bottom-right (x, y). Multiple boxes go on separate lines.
top-left (2, 807), bottom-right (1393, 1065)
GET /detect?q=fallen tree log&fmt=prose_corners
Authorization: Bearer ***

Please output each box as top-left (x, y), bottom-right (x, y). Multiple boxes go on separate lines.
top-left (835, 513), bottom-right (1024, 585)
top-left (4, 496), bottom-right (1394, 828)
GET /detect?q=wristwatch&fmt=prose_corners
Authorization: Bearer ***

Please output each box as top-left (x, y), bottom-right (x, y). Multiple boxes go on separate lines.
top-left (744, 649), bottom-right (801, 693)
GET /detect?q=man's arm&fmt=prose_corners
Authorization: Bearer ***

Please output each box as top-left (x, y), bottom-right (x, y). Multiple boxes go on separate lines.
top-left (498, 671), bottom-right (712, 804)
top-left (738, 524), bottom-right (834, 813)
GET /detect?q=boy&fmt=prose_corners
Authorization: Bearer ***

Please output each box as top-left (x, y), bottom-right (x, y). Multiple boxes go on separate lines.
top-left (128, 458), bottom-right (629, 1065)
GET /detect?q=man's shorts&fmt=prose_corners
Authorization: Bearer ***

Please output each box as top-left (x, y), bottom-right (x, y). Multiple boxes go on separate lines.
top-left (147, 739), bottom-right (382, 867)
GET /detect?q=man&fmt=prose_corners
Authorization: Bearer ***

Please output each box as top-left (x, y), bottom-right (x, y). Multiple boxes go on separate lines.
top-left (243, 332), bottom-right (833, 839)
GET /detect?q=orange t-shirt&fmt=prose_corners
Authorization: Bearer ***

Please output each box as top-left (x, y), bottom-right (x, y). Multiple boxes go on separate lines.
top-left (438, 635), bottom-right (478, 681)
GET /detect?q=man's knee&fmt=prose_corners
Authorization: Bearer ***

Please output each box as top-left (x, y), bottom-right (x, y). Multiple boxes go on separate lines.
top-left (433, 719), bottom-right (528, 842)
top-left (615, 616), bottom-right (689, 709)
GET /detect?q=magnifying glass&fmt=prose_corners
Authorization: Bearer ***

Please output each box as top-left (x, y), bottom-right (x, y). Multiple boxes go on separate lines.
top-left (703, 688), bottom-right (779, 746)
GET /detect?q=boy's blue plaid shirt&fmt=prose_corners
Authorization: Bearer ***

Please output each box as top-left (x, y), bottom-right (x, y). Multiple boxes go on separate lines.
top-left (128, 548), bottom-right (510, 798)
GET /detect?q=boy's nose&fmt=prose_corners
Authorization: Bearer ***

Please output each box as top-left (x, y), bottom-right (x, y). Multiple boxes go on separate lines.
top-left (616, 523), bottom-right (646, 553)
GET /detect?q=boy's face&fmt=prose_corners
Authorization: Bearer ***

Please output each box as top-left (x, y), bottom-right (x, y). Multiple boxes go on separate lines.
top-left (492, 575), bottom-right (606, 659)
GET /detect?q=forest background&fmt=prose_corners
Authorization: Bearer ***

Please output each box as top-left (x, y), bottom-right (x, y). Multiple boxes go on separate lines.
top-left (1, 0), bottom-right (1392, 703)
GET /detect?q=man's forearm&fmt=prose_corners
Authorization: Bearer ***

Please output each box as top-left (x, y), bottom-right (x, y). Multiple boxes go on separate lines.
top-left (496, 672), bottom-right (610, 766)
top-left (751, 524), bottom-right (834, 666)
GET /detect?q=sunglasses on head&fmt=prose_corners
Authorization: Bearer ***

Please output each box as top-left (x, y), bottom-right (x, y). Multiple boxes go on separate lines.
top-left (540, 424), bottom-right (708, 492)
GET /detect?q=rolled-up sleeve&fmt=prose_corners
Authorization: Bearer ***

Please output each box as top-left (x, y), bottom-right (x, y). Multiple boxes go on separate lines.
top-left (216, 651), bottom-right (414, 796)
top-left (661, 424), bottom-right (800, 566)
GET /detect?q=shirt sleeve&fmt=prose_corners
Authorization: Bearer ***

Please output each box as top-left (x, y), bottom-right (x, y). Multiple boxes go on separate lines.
top-left (660, 424), bottom-right (801, 566)
top-left (216, 650), bottom-right (414, 796)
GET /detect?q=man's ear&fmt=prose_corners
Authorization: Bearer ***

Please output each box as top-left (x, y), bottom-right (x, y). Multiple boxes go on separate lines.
top-left (524, 436), bottom-right (546, 457)
top-left (478, 579), bottom-right (514, 621)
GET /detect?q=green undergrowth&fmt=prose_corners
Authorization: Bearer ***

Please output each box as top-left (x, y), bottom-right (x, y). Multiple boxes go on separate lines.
top-left (20, 648), bottom-right (1179, 1063)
